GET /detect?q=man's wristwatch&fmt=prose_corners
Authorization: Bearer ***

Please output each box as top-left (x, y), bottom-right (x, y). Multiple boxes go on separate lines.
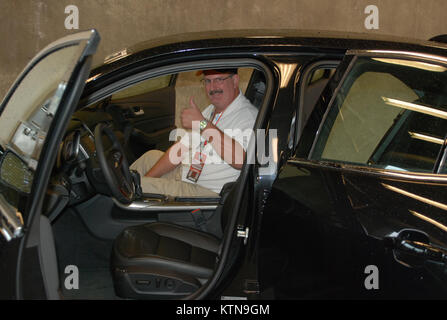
top-left (199, 119), bottom-right (208, 132)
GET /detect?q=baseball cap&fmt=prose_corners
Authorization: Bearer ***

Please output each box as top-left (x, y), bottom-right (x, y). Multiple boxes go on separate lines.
top-left (196, 68), bottom-right (238, 76)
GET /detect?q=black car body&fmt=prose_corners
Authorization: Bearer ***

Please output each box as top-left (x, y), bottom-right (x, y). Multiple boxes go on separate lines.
top-left (1, 29), bottom-right (447, 299)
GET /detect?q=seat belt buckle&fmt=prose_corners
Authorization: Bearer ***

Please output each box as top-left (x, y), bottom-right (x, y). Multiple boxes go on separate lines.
top-left (191, 209), bottom-right (207, 231)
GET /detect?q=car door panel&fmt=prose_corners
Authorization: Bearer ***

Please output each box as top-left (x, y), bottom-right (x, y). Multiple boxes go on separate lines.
top-left (340, 171), bottom-right (447, 242)
top-left (0, 30), bottom-right (100, 299)
top-left (110, 86), bottom-right (176, 155)
top-left (265, 159), bottom-right (447, 298)
top-left (111, 86), bottom-right (175, 130)
top-left (260, 160), bottom-right (367, 299)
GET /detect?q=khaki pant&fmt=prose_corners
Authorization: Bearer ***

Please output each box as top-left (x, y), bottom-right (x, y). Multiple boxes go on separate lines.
top-left (130, 150), bottom-right (219, 197)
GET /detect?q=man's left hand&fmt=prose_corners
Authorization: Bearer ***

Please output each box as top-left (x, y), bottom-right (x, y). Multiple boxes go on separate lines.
top-left (181, 97), bottom-right (205, 129)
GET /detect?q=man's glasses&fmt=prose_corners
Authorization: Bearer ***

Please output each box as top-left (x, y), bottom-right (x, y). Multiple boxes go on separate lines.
top-left (201, 75), bottom-right (233, 85)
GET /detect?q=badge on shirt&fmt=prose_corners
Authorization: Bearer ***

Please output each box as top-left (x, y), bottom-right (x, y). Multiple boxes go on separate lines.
top-left (186, 152), bottom-right (207, 183)
top-left (186, 110), bottom-right (222, 183)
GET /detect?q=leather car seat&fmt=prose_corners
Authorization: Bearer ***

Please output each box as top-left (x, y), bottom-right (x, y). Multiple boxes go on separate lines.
top-left (111, 181), bottom-right (235, 299)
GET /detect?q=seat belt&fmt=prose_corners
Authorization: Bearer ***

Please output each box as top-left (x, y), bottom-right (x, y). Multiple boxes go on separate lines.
top-left (123, 123), bottom-right (133, 148)
top-left (190, 209), bottom-right (207, 231)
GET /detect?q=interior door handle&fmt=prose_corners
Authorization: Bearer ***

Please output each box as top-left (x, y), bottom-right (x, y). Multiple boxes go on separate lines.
top-left (386, 229), bottom-right (447, 267)
top-left (133, 107), bottom-right (144, 116)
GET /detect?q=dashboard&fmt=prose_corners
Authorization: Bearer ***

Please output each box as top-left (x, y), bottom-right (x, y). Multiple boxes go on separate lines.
top-left (58, 119), bottom-right (127, 197)
top-left (44, 108), bottom-right (131, 221)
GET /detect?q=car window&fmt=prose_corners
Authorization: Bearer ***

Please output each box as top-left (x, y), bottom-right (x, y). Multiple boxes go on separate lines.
top-left (111, 74), bottom-right (172, 100)
top-left (311, 56), bottom-right (447, 173)
top-left (80, 66), bottom-right (261, 161)
top-left (105, 68), bottom-right (254, 130)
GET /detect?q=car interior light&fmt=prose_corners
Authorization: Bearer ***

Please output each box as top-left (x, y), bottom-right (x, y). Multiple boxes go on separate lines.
top-left (408, 131), bottom-right (446, 145)
top-left (410, 210), bottom-right (447, 232)
top-left (372, 58), bottom-right (447, 72)
top-left (382, 183), bottom-right (447, 211)
top-left (382, 97), bottom-right (447, 120)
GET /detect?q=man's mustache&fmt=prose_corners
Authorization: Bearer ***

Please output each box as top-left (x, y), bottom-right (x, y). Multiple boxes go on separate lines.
top-left (209, 90), bottom-right (223, 96)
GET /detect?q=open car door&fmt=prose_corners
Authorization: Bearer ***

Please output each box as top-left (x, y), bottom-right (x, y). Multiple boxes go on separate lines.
top-left (0, 30), bottom-right (99, 299)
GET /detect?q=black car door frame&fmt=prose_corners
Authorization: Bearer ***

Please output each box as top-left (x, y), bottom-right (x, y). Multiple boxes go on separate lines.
top-left (256, 56), bottom-right (347, 298)
top-left (79, 55), bottom-right (277, 299)
top-left (0, 30), bottom-right (100, 299)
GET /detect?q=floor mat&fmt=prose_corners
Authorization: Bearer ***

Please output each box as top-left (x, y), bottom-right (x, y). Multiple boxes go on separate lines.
top-left (53, 208), bottom-right (117, 300)
top-left (60, 267), bottom-right (118, 300)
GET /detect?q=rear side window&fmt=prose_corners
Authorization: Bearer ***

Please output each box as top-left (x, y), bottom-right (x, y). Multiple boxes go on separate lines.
top-left (311, 56), bottom-right (447, 173)
top-left (111, 74), bottom-right (172, 100)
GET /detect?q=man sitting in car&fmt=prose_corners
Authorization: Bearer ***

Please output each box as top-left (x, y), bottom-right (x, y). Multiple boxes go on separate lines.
top-left (130, 68), bottom-right (258, 197)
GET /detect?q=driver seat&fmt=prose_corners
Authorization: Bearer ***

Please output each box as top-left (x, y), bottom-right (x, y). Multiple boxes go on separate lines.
top-left (111, 182), bottom-right (235, 299)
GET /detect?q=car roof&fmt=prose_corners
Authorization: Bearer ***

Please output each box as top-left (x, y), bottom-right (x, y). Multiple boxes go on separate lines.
top-left (125, 29), bottom-right (447, 52)
top-left (86, 29), bottom-right (447, 90)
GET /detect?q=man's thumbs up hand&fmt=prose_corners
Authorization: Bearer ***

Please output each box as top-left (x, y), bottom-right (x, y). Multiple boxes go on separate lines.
top-left (181, 97), bottom-right (204, 129)
top-left (189, 96), bottom-right (200, 110)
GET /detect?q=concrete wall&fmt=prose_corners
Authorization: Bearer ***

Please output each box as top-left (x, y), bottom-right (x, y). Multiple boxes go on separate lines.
top-left (1, 0), bottom-right (447, 100)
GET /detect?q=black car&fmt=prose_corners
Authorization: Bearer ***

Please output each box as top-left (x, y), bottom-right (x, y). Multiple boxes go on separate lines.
top-left (1, 29), bottom-right (447, 300)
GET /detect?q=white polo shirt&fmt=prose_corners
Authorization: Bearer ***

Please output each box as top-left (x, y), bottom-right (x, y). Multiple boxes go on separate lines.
top-left (179, 92), bottom-right (258, 193)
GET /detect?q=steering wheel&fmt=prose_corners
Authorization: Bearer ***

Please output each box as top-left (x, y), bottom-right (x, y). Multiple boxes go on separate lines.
top-left (94, 123), bottom-right (135, 204)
